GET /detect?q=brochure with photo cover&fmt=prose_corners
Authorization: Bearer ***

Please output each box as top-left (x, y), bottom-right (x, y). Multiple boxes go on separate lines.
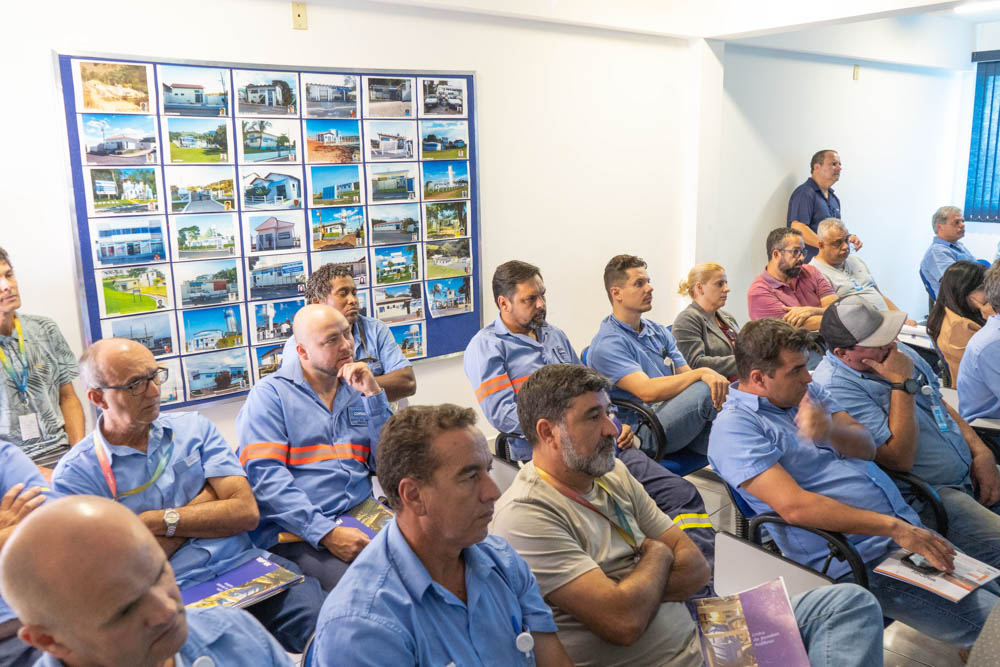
top-left (695, 578), bottom-right (809, 667)
top-left (875, 549), bottom-right (1000, 602)
top-left (336, 496), bottom-right (395, 537)
top-left (181, 556), bottom-right (304, 609)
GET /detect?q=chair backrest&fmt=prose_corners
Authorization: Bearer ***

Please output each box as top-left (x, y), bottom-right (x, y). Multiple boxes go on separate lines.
top-left (724, 482), bottom-right (757, 519)
top-left (919, 268), bottom-right (936, 302)
top-left (714, 531), bottom-right (832, 598)
top-left (580, 345), bottom-right (591, 366)
top-left (300, 632), bottom-right (316, 667)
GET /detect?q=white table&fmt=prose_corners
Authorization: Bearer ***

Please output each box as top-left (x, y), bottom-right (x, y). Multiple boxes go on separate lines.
top-left (940, 387), bottom-right (1000, 432)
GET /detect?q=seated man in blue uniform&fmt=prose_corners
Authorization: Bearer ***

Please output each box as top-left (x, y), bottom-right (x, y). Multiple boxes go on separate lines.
top-left (0, 440), bottom-right (57, 667)
top-left (0, 496), bottom-right (293, 667)
top-left (51, 338), bottom-right (322, 653)
top-left (813, 295), bottom-right (1000, 570)
top-left (313, 403), bottom-right (572, 666)
top-left (588, 254), bottom-right (727, 458)
top-left (282, 262), bottom-right (416, 402)
top-left (958, 259), bottom-right (1000, 423)
top-left (709, 318), bottom-right (1000, 650)
top-left (238, 304), bottom-right (393, 591)
top-left (920, 206), bottom-right (979, 299)
top-left (463, 260), bottom-right (716, 578)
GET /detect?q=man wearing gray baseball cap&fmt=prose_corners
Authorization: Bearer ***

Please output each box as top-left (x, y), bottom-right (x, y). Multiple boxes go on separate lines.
top-left (813, 295), bottom-right (1000, 571)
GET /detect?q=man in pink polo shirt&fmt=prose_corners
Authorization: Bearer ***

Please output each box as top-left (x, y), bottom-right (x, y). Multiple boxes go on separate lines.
top-left (747, 228), bottom-right (837, 330)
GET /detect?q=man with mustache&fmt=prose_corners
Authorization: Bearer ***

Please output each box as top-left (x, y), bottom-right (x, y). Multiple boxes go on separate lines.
top-left (813, 295), bottom-right (1000, 568)
top-left (748, 228), bottom-right (837, 331)
top-left (921, 206), bottom-right (979, 299)
top-left (0, 495), bottom-right (293, 667)
top-left (237, 304), bottom-right (392, 591)
top-left (588, 254), bottom-right (727, 459)
top-left (311, 404), bottom-right (572, 665)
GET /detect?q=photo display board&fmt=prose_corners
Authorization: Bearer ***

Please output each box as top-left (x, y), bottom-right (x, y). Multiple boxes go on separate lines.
top-left (58, 54), bottom-right (480, 409)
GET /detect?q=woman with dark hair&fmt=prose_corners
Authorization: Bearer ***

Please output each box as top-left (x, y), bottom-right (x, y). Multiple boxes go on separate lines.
top-left (926, 260), bottom-right (996, 379)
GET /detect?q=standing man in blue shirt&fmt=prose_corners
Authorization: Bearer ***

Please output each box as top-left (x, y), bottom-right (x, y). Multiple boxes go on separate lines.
top-left (588, 254), bottom-right (728, 458)
top-left (238, 304), bottom-right (393, 591)
top-left (1, 496), bottom-right (294, 667)
top-left (52, 338), bottom-right (323, 653)
top-left (787, 150), bottom-right (862, 263)
top-left (921, 206), bottom-right (979, 299)
top-left (959, 260), bottom-right (1000, 423)
top-left (313, 403), bottom-right (572, 666)
top-left (463, 261), bottom-right (716, 575)
top-left (813, 295), bottom-right (1000, 570)
top-left (282, 262), bottom-right (416, 401)
top-left (709, 318), bottom-right (999, 649)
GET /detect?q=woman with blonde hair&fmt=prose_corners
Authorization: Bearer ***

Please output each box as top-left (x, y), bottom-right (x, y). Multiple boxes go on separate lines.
top-left (673, 263), bottom-right (741, 380)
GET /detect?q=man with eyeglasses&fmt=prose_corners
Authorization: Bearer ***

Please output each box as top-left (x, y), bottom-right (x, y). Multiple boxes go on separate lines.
top-left (748, 228), bottom-right (837, 331)
top-left (50, 338), bottom-right (323, 654)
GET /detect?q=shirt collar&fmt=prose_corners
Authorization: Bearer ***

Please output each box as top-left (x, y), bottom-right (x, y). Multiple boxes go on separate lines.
top-left (493, 314), bottom-right (546, 342)
top-left (728, 383), bottom-right (798, 414)
top-left (932, 236), bottom-right (964, 251)
top-left (807, 177), bottom-right (835, 196)
top-left (94, 414), bottom-right (167, 460)
top-left (607, 313), bottom-right (649, 338)
top-left (758, 269), bottom-right (796, 289)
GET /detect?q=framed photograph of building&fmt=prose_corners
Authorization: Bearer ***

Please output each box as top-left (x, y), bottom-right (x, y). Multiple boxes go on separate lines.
top-left (419, 121), bottom-right (468, 160)
top-left (311, 206), bottom-right (365, 251)
top-left (312, 247), bottom-right (368, 286)
top-left (250, 297), bottom-right (305, 344)
top-left (100, 311), bottom-right (178, 357)
top-left (253, 343), bottom-right (285, 380)
top-left (158, 64), bottom-right (230, 117)
top-left (84, 167), bottom-right (161, 217)
top-left (241, 167), bottom-right (303, 211)
top-left (173, 258), bottom-right (241, 309)
top-left (305, 119), bottom-right (361, 164)
top-left (302, 73), bottom-right (358, 118)
top-left (367, 163), bottom-right (418, 204)
top-left (237, 118), bottom-right (300, 164)
top-left (182, 347), bottom-right (252, 401)
top-left (74, 60), bottom-right (153, 114)
top-left (364, 120), bottom-right (416, 161)
top-left (158, 357), bottom-right (183, 405)
top-left (308, 164), bottom-right (363, 207)
top-left (427, 276), bottom-right (473, 318)
top-left (234, 70), bottom-right (299, 117)
top-left (421, 160), bottom-right (469, 200)
top-left (246, 253), bottom-right (307, 300)
top-left (423, 201), bottom-right (469, 240)
top-left (372, 283), bottom-right (423, 324)
top-left (165, 165), bottom-right (236, 213)
top-left (171, 213), bottom-right (239, 260)
top-left (363, 77), bottom-right (414, 118)
top-left (418, 78), bottom-right (467, 118)
top-left (89, 216), bottom-right (168, 268)
top-left (163, 117), bottom-right (231, 163)
top-left (243, 210), bottom-right (305, 256)
top-left (425, 238), bottom-right (472, 279)
top-left (389, 321), bottom-right (426, 359)
top-left (357, 288), bottom-right (370, 317)
top-left (368, 203), bottom-right (420, 246)
top-left (95, 264), bottom-right (171, 317)
top-left (180, 304), bottom-right (245, 353)
top-left (373, 244), bottom-right (420, 286)
top-left (79, 113), bottom-right (158, 166)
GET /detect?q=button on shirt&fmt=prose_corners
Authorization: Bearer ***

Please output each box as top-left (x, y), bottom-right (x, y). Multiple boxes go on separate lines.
top-left (236, 356), bottom-right (392, 549)
top-left (463, 316), bottom-right (579, 459)
top-left (809, 255), bottom-right (887, 311)
top-left (747, 265), bottom-right (835, 321)
top-left (787, 178), bottom-right (842, 263)
top-left (281, 314), bottom-right (411, 379)
top-left (33, 607), bottom-right (293, 667)
top-left (708, 383), bottom-right (923, 578)
top-left (920, 237), bottom-right (978, 298)
top-left (812, 346), bottom-right (972, 490)
top-left (958, 315), bottom-right (1000, 421)
top-left (0, 441), bottom-right (59, 625)
top-left (51, 412), bottom-right (265, 589)
top-left (587, 314), bottom-right (688, 430)
top-left (312, 520), bottom-right (557, 666)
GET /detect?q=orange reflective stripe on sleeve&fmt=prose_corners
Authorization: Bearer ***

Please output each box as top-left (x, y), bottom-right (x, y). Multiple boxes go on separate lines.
top-left (287, 443), bottom-right (370, 466)
top-left (510, 375), bottom-right (530, 393)
top-left (475, 374), bottom-right (512, 401)
top-left (240, 442), bottom-right (290, 465)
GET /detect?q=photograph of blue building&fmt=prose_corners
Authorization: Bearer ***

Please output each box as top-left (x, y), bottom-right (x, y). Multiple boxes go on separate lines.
top-left (241, 169), bottom-right (302, 211)
top-left (92, 216), bottom-right (166, 266)
top-left (310, 164), bottom-right (362, 206)
top-left (181, 304), bottom-right (244, 352)
top-left (183, 348), bottom-right (251, 400)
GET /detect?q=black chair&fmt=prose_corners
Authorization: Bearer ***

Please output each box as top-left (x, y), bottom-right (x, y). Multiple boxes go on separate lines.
top-left (494, 432), bottom-right (522, 464)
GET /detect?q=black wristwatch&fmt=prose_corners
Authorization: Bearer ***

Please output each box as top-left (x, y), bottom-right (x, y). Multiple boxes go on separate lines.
top-left (889, 379), bottom-right (919, 395)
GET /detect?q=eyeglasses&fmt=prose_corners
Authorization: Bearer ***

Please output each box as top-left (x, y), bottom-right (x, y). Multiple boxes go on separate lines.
top-left (101, 367), bottom-right (169, 396)
top-left (779, 248), bottom-right (805, 258)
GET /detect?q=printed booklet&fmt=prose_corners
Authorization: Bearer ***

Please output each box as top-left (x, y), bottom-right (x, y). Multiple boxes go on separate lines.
top-left (335, 496), bottom-right (394, 537)
top-left (695, 578), bottom-right (810, 667)
top-left (181, 556), bottom-right (304, 609)
top-left (874, 549), bottom-right (1000, 602)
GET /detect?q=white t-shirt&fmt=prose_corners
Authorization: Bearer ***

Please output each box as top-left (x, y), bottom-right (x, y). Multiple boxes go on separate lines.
top-left (810, 255), bottom-right (887, 310)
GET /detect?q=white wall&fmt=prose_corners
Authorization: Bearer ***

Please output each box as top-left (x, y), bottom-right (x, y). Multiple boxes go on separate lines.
top-left (1, 0), bottom-right (692, 442)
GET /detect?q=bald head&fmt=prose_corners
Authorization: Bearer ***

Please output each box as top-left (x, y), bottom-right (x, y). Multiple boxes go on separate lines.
top-left (292, 304), bottom-right (355, 378)
top-left (292, 303), bottom-right (348, 343)
top-left (79, 337), bottom-right (155, 390)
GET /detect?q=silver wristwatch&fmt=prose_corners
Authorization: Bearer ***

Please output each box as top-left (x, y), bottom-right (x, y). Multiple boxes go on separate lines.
top-left (164, 508), bottom-right (180, 537)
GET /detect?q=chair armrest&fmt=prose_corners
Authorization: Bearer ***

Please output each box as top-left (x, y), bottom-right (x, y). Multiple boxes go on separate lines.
top-left (749, 512), bottom-right (869, 589)
top-left (611, 399), bottom-right (667, 459)
top-left (879, 468), bottom-right (949, 538)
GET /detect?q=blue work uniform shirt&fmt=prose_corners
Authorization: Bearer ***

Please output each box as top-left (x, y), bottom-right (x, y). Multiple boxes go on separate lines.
top-left (787, 178), bottom-right (842, 263)
top-left (812, 345), bottom-right (972, 491)
top-left (33, 606), bottom-right (293, 667)
top-left (236, 354), bottom-right (392, 550)
top-left (920, 237), bottom-right (978, 298)
top-left (586, 314), bottom-right (688, 430)
top-left (463, 315), bottom-right (578, 460)
top-left (313, 519), bottom-right (557, 666)
top-left (51, 412), bottom-right (265, 589)
top-left (0, 441), bottom-right (59, 624)
top-left (708, 383), bottom-right (923, 578)
top-left (281, 314), bottom-right (411, 379)
top-left (958, 315), bottom-right (1000, 421)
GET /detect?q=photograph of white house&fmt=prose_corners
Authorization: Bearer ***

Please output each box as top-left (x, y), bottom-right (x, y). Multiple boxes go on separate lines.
top-left (373, 243), bottom-right (420, 286)
top-left (158, 64), bottom-right (229, 116)
top-left (171, 213), bottom-right (238, 259)
top-left (311, 206), bottom-right (364, 250)
top-left (419, 77), bottom-right (467, 117)
top-left (97, 265), bottom-right (170, 317)
top-left (80, 113), bottom-right (158, 165)
top-left (244, 211), bottom-right (304, 254)
top-left (183, 348), bottom-right (251, 400)
top-left (241, 168), bottom-right (302, 210)
top-left (238, 118), bottom-right (299, 163)
top-left (235, 70), bottom-right (299, 116)
top-left (369, 203), bottom-right (419, 245)
top-left (312, 247), bottom-right (368, 286)
top-left (164, 117), bottom-right (230, 163)
top-left (246, 253), bottom-right (307, 300)
top-left (422, 160), bottom-right (470, 201)
top-left (364, 120), bottom-right (416, 161)
top-left (254, 343), bottom-right (284, 379)
top-left (91, 216), bottom-right (167, 267)
top-left (86, 167), bottom-right (160, 217)
top-left (174, 258), bottom-right (241, 308)
top-left (368, 163), bottom-right (417, 204)
top-left (303, 73), bottom-right (358, 118)
top-left (305, 119), bottom-right (361, 163)
top-left (425, 238), bottom-right (472, 279)
top-left (363, 76), bottom-right (414, 118)
top-left (373, 283), bottom-right (423, 323)
top-left (166, 165), bottom-right (236, 213)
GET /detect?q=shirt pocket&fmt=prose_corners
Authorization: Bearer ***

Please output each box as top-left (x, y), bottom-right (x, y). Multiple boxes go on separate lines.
top-left (172, 456), bottom-right (206, 503)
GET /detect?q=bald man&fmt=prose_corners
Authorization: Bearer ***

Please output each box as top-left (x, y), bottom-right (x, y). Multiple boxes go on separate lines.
top-left (237, 304), bottom-right (392, 590)
top-left (0, 495), bottom-right (293, 667)
top-left (51, 339), bottom-right (322, 653)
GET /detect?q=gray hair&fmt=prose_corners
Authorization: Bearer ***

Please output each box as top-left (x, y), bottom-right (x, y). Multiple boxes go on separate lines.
top-left (985, 259), bottom-right (1000, 311)
top-left (77, 345), bottom-right (106, 389)
top-left (817, 218), bottom-right (847, 239)
top-left (0, 247), bottom-right (9, 267)
top-left (932, 206), bottom-right (961, 234)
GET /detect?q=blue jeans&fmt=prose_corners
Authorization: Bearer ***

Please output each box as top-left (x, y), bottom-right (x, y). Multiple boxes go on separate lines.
top-left (914, 484), bottom-right (1000, 572)
top-left (791, 584), bottom-right (884, 667)
top-left (245, 552), bottom-right (325, 654)
top-left (638, 381), bottom-right (716, 457)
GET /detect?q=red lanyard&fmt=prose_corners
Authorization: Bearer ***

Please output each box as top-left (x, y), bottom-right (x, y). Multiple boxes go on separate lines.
top-left (94, 428), bottom-right (174, 499)
top-left (534, 466), bottom-right (638, 551)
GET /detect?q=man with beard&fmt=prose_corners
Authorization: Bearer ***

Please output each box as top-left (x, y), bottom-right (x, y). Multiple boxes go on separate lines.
top-left (921, 206), bottom-right (979, 299)
top-left (587, 254), bottom-right (726, 458)
top-left (0, 495), bottom-right (293, 667)
top-left (464, 261), bottom-right (716, 580)
top-left (491, 363), bottom-right (885, 667)
top-left (237, 305), bottom-right (393, 591)
top-left (748, 228), bottom-right (837, 330)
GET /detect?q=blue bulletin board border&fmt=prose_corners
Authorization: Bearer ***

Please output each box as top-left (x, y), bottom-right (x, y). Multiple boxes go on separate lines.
top-left (57, 53), bottom-right (481, 410)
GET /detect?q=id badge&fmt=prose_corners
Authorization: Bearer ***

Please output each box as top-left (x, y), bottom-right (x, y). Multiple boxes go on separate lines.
top-left (931, 403), bottom-right (950, 432)
top-left (348, 406), bottom-right (368, 427)
top-left (18, 413), bottom-right (41, 440)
